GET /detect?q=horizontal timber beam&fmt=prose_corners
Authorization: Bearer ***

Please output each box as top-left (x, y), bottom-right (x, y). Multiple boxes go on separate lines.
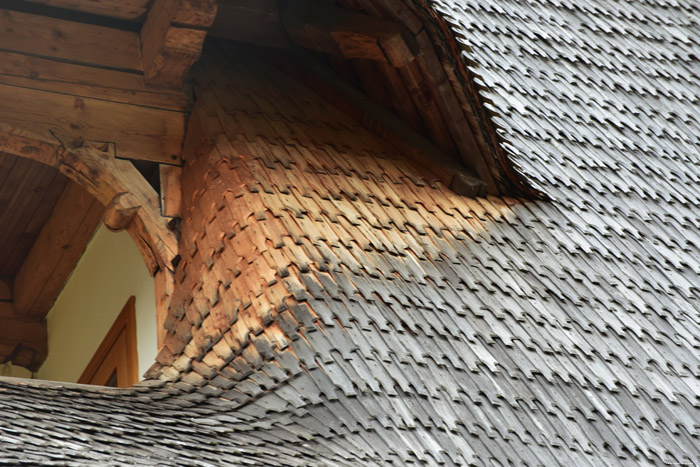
top-left (280, 0), bottom-right (417, 67)
top-left (0, 9), bottom-right (142, 72)
top-left (13, 181), bottom-right (104, 318)
top-left (21, 0), bottom-right (151, 21)
top-left (0, 83), bottom-right (185, 164)
top-left (212, 0), bottom-right (417, 67)
top-left (0, 50), bottom-right (191, 112)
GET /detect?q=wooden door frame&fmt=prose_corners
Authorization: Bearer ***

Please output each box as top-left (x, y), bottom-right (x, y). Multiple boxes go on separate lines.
top-left (78, 296), bottom-right (139, 387)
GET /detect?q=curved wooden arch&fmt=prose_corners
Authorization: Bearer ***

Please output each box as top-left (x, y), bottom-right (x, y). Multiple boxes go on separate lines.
top-left (0, 123), bottom-right (178, 276)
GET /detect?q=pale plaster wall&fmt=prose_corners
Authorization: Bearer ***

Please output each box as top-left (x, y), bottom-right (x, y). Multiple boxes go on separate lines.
top-left (33, 224), bottom-right (158, 383)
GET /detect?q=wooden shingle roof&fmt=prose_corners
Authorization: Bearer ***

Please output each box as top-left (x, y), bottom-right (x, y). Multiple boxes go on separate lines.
top-left (0, 0), bottom-right (698, 465)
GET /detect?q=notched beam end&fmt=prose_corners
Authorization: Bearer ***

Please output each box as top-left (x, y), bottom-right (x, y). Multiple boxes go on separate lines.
top-left (104, 193), bottom-right (141, 232)
top-left (141, 0), bottom-right (213, 89)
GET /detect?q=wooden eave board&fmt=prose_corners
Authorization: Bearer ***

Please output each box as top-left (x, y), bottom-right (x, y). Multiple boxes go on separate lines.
top-left (22, 0), bottom-right (151, 21)
top-left (0, 155), bottom-right (68, 277)
top-left (0, 51), bottom-right (191, 112)
top-left (0, 83), bottom-right (186, 163)
top-left (0, 9), bottom-right (142, 72)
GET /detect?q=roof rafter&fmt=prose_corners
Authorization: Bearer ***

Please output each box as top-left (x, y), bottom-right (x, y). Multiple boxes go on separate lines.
top-left (13, 181), bottom-right (104, 318)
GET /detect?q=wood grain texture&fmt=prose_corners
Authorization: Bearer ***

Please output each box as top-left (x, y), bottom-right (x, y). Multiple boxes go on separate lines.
top-left (13, 181), bottom-right (104, 317)
top-left (0, 83), bottom-right (185, 163)
top-left (0, 9), bottom-right (142, 71)
top-left (22, 0), bottom-right (151, 21)
top-left (140, 0), bottom-right (215, 89)
top-left (0, 124), bottom-right (179, 277)
top-left (159, 164), bottom-right (182, 217)
top-left (0, 51), bottom-right (191, 112)
top-left (0, 156), bottom-right (68, 278)
top-left (280, 0), bottom-right (416, 67)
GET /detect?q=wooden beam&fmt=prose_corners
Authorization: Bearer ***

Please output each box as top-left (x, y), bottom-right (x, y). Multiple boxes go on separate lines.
top-left (154, 268), bottom-right (174, 351)
top-left (0, 83), bottom-right (185, 164)
top-left (0, 9), bottom-right (142, 72)
top-left (279, 0), bottom-right (417, 67)
top-left (159, 164), bottom-right (182, 218)
top-left (103, 192), bottom-right (141, 231)
top-left (141, 0), bottom-right (217, 89)
top-left (0, 51), bottom-right (191, 112)
top-left (13, 181), bottom-right (104, 318)
top-left (23, 0), bottom-right (151, 21)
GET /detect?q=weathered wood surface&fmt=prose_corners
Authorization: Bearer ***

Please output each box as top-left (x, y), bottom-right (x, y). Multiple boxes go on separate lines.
top-left (0, 9), bottom-right (142, 72)
top-left (268, 50), bottom-right (485, 196)
top-left (0, 83), bottom-right (185, 164)
top-left (0, 51), bottom-right (191, 112)
top-left (159, 165), bottom-right (182, 218)
top-left (22, 0), bottom-right (151, 21)
top-left (212, 0), bottom-right (417, 67)
top-left (0, 123), bottom-right (178, 276)
top-left (103, 192), bottom-right (141, 232)
top-left (13, 181), bottom-right (103, 318)
top-left (282, 0), bottom-right (416, 66)
top-left (141, 0), bottom-right (216, 89)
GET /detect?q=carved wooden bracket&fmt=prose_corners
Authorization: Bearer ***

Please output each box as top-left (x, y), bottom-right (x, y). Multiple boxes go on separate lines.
top-left (104, 193), bottom-right (142, 232)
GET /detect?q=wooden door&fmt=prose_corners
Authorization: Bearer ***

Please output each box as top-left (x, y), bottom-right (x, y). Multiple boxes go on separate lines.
top-left (78, 296), bottom-right (138, 388)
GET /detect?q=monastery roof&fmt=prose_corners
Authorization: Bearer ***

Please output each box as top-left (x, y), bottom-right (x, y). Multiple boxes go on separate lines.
top-left (0, 0), bottom-right (698, 465)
